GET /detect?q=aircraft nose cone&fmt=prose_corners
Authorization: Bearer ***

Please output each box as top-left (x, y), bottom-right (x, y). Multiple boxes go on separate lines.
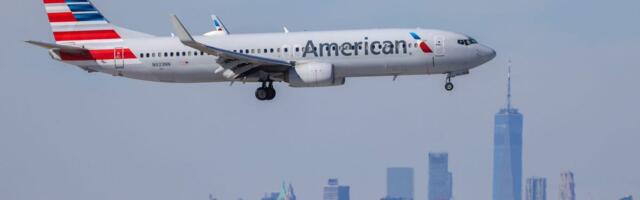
top-left (477, 45), bottom-right (497, 62)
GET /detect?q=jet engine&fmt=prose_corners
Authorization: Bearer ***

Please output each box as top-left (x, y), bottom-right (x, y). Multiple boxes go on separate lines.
top-left (287, 62), bottom-right (345, 87)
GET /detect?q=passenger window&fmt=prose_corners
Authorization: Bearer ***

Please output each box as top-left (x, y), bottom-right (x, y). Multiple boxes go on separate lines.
top-left (140, 53), bottom-right (144, 58)
top-left (264, 49), bottom-right (268, 53)
top-left (284, 48), bottom-right (288, 52)
top-left (270, 48), bottom-right (274, 53)
top-left (295, 47), bottom-right (299, 52)
top-left (170, 52), bottom-right (174, 57)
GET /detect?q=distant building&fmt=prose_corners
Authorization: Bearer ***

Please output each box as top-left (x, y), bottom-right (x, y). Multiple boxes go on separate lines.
top-left (493, 66), bottom-right (524, 200)
top-left (429, 153), bottom-right (452, 200)
top-left (287, 183), bottom-right (297, 200)
top-left (263, 182), bottom-right (296, 200)
top-left (323, 179), bottom-right (350, 200)
top-left (380, 197), bottom-right (405, 200)
top-left (387, 167), bottom-right (414, 200)
top-left (559, 171), bottom-right (576, 200)
top-left (620, 195), bottom-right (633, 200)
top-left (261, 193), bottom-right (280, 200)
top-left (526, 177), bottom-right (547, 200)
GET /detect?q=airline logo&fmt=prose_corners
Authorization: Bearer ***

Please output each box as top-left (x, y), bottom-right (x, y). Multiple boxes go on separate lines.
top-left (410, 32), bottom-right (433, 53)
top-left (214, 19), bottom-right (223, 31)
top-left (42, 0), bottom-right (137, 61)
top-left (43, 0), bottom-right (122, 43)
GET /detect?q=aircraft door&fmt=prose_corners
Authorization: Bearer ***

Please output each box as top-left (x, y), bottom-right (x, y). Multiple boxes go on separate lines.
top-left (432, 35), bottom-right (446, 71)
top-left (114, 47), bottom-right (125, 70)
top-left (433, 35), bottom-right (445, 56)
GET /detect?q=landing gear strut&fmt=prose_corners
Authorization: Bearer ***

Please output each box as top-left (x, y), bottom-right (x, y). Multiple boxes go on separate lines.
top-left (445, 74), bottom-right (454, 91)
top-left (255, 80), bottom-right (276, 101)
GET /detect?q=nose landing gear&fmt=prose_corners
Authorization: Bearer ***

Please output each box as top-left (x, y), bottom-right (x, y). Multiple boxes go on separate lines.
top-left (445, 78), bottom-right (454, 91)
top-left (444, 74), bottom-right (454, 91)
top-left (255, 81), bottom-right (276, 101)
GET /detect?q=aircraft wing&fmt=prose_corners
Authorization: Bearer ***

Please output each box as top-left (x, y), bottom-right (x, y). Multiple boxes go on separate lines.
top-left (170, 15), bottom-right (293, 79)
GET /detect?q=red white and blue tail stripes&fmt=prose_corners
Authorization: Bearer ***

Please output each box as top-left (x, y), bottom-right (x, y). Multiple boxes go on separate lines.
top-left (42, 0), bottom-right (139, 61)
top-left (44, 0), bottom-right (122, 43)
top-left (410, 32), bottom-right (433, 54)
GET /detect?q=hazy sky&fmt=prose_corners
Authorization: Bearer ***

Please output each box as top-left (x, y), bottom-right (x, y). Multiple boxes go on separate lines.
top-left (1, 0), bottom-right (639, 200)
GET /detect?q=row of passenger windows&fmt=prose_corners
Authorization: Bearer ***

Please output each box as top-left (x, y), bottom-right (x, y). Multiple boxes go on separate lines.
top-left (139, 41), bottom-right (420, 58)
top-left (140, 51), bottom-right (209, 58)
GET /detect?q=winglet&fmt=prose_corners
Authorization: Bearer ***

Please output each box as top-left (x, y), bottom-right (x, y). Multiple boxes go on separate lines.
top-left (169, 14), bottom-right (197, 45)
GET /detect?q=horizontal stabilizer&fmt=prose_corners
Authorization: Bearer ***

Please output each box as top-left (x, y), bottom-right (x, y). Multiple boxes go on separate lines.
top-left (26, 40), bottom-right (87, 53)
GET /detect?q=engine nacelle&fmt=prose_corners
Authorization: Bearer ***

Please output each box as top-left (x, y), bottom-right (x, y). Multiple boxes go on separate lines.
top-left (287, 62), bottom-right (345, 87)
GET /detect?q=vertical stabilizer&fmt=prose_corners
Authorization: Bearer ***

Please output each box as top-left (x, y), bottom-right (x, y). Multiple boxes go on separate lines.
top-left (204, 15), bottom-right (230, 36)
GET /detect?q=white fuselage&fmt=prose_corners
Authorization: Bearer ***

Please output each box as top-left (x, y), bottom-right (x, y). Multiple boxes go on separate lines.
top-left (63, 28), bottom-right (496, 83)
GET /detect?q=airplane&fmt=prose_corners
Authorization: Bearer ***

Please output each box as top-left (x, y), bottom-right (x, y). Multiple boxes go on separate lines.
top-left (28, 0), bottom-right (496, 101)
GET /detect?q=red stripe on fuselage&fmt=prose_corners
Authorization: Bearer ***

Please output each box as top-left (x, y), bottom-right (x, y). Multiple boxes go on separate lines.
top-left (44, 0), bottom-right (66, 3)
top-left (48, 12), bottom-right (76, 22)
top-left (53, 30), bottom-right (121, 41)
top-left (60, 49), bottom-right (137, 61)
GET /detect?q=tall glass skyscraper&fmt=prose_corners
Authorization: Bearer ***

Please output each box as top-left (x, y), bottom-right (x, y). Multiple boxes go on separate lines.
top-left (386, 167), bottom-right (414, 200)
top-left (428, 153), bottom-right (452, 200)
top-left (493, 66), bottom-right (524, 200)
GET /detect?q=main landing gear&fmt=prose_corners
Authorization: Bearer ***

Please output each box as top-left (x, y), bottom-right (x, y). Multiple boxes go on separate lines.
top-left (255, 80), bottom-right (276, 101)
top-left (445, 73), bottom-right (455, 91)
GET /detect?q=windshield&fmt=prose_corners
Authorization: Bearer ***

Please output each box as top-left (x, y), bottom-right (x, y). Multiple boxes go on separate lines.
top-left (457, 37), bottom-right (478, 46)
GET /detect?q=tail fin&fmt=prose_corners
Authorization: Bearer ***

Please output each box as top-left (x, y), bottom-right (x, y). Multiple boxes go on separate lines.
top-left (43, 0), bottom-right (125, 44)
top-left (203, 15), bottom-right (230, 37)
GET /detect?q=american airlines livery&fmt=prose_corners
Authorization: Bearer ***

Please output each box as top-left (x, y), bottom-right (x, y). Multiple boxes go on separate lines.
top-left (28, 0), bottom-right (496, 101)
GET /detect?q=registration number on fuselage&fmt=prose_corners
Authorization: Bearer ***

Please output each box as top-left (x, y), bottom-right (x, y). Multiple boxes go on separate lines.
top-left (152, 62), bottom-right (171, 67)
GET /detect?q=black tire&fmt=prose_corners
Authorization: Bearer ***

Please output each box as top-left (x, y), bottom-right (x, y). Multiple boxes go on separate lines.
top-left (255, 87), bottom-right (269, 100)
top-left (266, 87), bottom-right (276, 100)
top-left (445, 82), bottom-right (454, 91)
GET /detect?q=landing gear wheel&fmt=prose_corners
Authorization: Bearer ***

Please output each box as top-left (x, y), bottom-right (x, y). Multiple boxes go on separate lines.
top-left (265, 87), bottom-right (276, 100)
top-left (255, 87), bottom-right (270, 101)
top-left (445, 82), bottom-right (454, 91)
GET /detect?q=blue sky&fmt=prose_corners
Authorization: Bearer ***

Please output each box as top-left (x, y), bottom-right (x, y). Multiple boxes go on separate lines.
top-left (1, 0), bottom-right (639, 200)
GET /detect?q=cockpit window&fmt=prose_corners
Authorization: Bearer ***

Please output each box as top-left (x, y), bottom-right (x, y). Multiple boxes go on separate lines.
top-left (469, 38), bottom-right (478, 44)
top-left (457, 38), bottom-right (478, 46)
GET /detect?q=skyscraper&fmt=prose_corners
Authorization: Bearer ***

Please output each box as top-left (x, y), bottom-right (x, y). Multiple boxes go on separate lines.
top-left (560, 171), bottom-right (576, 200)
top-left (323, 179), bottom-right (350, 200)
top-left (526, 177), bottom-right (547, 200)
top-left (492, 66), bottom-right (524, 200)
top-left (386, 167), bottom-right (414, 200)
top-left (428, 153), bottom-right (452, 200)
